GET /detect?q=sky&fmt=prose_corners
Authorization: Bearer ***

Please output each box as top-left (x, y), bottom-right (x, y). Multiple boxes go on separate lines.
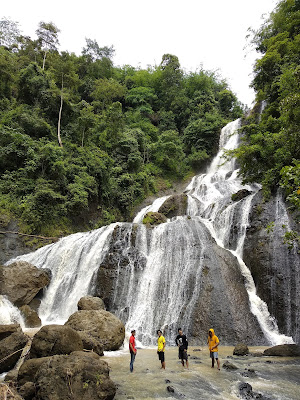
top-left (2, 0), bottom-right (279, 107)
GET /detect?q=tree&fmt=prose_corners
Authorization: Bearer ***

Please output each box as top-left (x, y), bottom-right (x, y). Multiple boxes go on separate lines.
top-left (0, 17), bottom-right (21, 48)
top-left (36, 21), bottom-right (60, 70)
top-left (82, 38), bottom-right (115, 61)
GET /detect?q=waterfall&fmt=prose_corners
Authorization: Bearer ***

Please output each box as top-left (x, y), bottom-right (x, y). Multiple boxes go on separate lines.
top-left (3, 118), bottom-right (295, 346)
top-left (0, 296), bottom-right (25, 328)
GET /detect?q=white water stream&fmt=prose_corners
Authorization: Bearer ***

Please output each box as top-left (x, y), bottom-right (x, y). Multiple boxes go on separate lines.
top-left (3, 119), bottom-right (294, 346)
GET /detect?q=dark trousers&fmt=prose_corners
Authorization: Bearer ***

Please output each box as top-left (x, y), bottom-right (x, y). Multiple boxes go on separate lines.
top-left (130, 351), bottom-right (136, 372)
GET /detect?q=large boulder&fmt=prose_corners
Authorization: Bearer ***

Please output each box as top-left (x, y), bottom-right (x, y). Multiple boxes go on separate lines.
top-left (18, 357), bottom-right (52, 386)
top-left (233, 343), bottom-right (249, 356)
top-left (30, 324), bottom-right (83, 358)
top-left (34, 352), bottom-right (115, 400)
top-left (158, 194), bottom-right (188, 218)
top-left (0, 324), bottom-right (22, 341)
top-left (19, 305), bottom-right (41, 328)
top-left (0, 261), bottom-right (50, 307)
top-left (78, 296), bottom-right (105, 311)
top-left (263, 344), bottom-right (300, 357)
top-left (65, 309), bottom-right (125, 351)
top-left (0, 331), bottom-right (28, 373)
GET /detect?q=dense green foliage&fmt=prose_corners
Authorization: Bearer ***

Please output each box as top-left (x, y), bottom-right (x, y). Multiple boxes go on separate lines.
top-left (231, 0), bottom-right (300, 213)
top-left (0, 19), bottom-right (242, 235)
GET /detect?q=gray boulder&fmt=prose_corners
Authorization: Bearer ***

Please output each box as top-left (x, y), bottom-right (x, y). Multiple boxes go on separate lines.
top-left (78, 295), bottom-right (105, 311)
top-left (19, 305), bottom-right (41, 328)
top-left (0, 324), bottom-right (22, 341)
top-left (233, 343), bottom-right (249, 356)
top-left (65, 309), bottom-right (125, 351)
top-left (30, 324), bottom-right (83, 358)
top-left (0, 261), bottom-right (50, 307)
top-left (0, 331), bottom-right (28, 373)
top-left (263, 344), bottom-right (300, 357)
top-left (34, 351), bottom-right (116, 400)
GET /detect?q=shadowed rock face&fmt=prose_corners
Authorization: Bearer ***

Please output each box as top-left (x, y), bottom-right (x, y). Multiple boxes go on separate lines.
top-left (158, 194), bottom-right (188, 218)
top-left (0, 331), bottom-right (28, 373)
top-left (243, 190), bottom-right (300, 344)
top-left (30, 324), bottom-right (83, 358)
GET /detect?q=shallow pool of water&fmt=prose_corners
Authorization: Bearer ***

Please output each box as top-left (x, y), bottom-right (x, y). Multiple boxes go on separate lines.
top-left (103, 346), bottom-right (300, 400)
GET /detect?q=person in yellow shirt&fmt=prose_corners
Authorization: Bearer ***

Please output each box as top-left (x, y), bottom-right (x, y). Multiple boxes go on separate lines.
top-left (157, 329), bottom-right (166, 369)
top-left (207, 328), bottom-right (220, 370)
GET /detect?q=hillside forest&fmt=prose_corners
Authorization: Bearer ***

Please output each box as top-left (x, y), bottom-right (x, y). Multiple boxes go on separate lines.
top-left (0, 0), bottom-right (299, 240)
top-left (0, 20), bottom-right (242, 236)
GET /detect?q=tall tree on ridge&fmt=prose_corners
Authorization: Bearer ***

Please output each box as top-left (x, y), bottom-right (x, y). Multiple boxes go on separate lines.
top-left (36, 21), bottom-right (60, 70)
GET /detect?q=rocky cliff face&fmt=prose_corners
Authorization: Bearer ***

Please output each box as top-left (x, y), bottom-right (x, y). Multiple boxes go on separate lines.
top-left (243, 190), bottom-right (300, 344)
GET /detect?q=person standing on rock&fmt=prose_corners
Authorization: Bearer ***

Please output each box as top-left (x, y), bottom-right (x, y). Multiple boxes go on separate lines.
top-left (207, 328), bottom-right (220, 370)
top-left (129, 329), bottom-right (137, 372)
top-left (175, 328), bottom-right (189, 368)
top-left (157, 329), bottom-right (166, 369)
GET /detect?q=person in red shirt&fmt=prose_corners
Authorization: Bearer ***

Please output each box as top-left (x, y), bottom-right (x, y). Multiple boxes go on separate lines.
top-left (129, 329), bottom-right (137, 372)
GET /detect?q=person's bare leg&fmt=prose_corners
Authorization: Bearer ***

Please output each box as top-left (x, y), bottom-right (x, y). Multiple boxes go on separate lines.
top-left (186, 360), bottom-right (189, 369)
top-left (162, 361), bottom-right (166, 369)
top-left (217, 358), bottom-right (220, 370)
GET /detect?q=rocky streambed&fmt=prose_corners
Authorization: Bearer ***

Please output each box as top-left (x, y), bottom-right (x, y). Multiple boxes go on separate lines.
top-left (103, 345), bottom-right (300, 400)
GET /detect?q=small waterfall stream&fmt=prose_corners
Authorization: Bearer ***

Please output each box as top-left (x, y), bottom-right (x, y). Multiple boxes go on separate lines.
top-left (4, 119), bottom-right (295, 346)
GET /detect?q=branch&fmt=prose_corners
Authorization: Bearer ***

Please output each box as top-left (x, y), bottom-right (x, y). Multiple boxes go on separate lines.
top-left (0, 231), bottom-right (59, 241)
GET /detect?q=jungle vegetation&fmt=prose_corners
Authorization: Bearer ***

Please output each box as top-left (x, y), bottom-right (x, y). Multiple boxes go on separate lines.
top-left (230, 0), bottom-right (300, 215)
top-left (0, 20), bottom-right (242, 235)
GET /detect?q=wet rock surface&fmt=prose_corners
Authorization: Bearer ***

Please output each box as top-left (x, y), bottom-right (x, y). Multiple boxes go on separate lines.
top-left (65, 309), bottom-right (125, 351)
top-left (158, 194), bottom-right (188, 218)
top-left (263, 344), bottom-right (300, 357)
top-left (244, 190), bottom-right (300, 344)
top-left (233, 343), bottom-right (249, 356)
top-left (19, 305), bottom-right (41, 328)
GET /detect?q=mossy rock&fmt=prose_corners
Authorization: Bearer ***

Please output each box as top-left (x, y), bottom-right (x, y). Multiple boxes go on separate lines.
top-left (142, 212), bottom-right (167, 226)
top-left (158, 194), bottom-right (188, 218)
top-left (231, 189), bottom-right (252, 202)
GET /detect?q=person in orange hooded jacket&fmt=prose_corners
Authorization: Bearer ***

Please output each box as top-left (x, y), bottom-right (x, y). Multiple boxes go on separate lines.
top-left (207, 328), bottom-right (220, 370)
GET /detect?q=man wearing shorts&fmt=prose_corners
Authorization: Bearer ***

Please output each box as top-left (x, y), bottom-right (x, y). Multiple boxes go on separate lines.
top-left (175, 328), bottom-right (189, 368)
top-left (207, 328), bottom-right (220, 370)
top-left (157, 330), bottom-right (166, 369)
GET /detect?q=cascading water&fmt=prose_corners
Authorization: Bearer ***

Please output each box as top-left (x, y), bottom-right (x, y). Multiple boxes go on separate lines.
top-left (4, 118), bottom-right (295, 346)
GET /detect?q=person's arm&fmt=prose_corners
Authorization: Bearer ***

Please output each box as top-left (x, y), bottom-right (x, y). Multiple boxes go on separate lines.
top-left (185, 336), bottom-right (188, 351)
top-left (163, 339), bottom-right (166, 351)
top-left (211, 340), bottom-right (220, 350)
top-left (175, 336), bottom-right (179, 347)
top-left (129, 341), bottom-right (134, 352)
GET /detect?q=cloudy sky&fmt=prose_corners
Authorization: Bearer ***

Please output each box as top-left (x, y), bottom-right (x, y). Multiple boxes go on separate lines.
top-left (2, 0), bottom-right (278, 106)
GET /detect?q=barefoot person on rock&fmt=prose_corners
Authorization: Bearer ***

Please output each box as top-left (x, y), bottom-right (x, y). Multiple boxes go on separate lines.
top-left (207, 328), bottom-right (220, 370)
top-left (157, 329), bottom-right (166, 369)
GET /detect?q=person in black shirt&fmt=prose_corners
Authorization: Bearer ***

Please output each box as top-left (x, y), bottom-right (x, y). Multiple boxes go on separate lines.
top-left (175, 328), bottom-right (189, 368)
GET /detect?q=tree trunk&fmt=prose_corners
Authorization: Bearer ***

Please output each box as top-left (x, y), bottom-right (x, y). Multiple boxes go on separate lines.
top-left (42, 50), bottom-right (47, 70)
top-left (57, 75), bottom-right (63, 148)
